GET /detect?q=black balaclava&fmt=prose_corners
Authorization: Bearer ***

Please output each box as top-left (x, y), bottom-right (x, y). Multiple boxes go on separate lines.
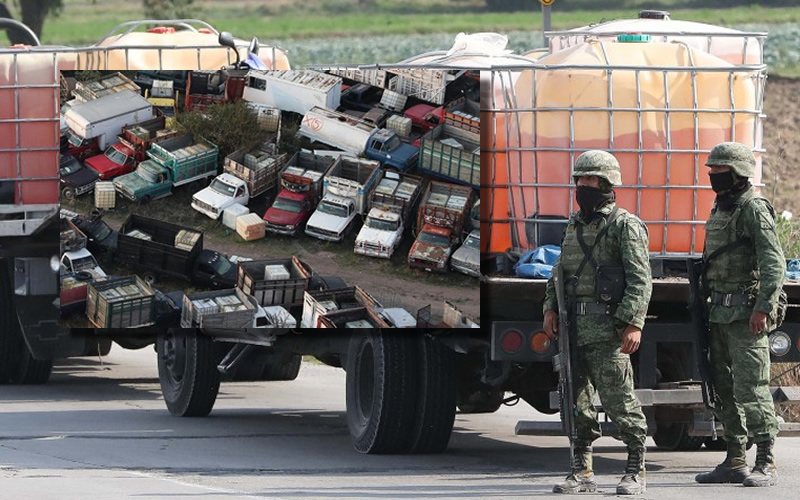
top-left (576, 180), bottom-right (615, 216)
top-left (713, 171), bottom-right (750, 211)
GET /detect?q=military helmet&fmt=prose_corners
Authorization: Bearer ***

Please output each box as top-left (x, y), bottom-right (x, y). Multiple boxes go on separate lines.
top-left (572, 150), bottom-right (622, 186)
top-left (705, 142), bottom-right (756, 178)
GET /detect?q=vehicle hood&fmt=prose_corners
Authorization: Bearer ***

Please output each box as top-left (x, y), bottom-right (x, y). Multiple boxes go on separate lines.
top-left (114, 172), bottom-right (155, 195)
top-left (451, 244), bottom-right (479, 268)
top-left (193, 186), bottom-right (234, 208)
top-left (356, 225), bottom-right (398, 247)
top-left (62, 166), bottom-right (98, 187)
top-left (264, 207), bottom-right (302, 225)
top-left (307, 209), bottom-right (349, 232)
top-left (409, 240), bottom-right (450, 262)
top-left (260, 305), bottom-right (297, 328)
top-left (85, 154), bottom-right (122, 179)
top-left (393, 143), bottom-right (419, 160)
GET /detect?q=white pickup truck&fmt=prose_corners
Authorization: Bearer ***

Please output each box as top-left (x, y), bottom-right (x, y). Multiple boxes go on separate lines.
top-left (305, 156), bottom-right (381, 242)
top-left (191, 173), bottom-right (250, 220)
top-left (354, 171), bottom-right (423, 259)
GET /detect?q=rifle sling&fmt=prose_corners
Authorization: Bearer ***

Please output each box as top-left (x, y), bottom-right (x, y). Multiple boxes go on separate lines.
top-left (572, 206), bottom-right (619, 291)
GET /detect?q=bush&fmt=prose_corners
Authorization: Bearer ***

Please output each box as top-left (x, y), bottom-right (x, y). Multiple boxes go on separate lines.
top-left (175, 100), bottom-right (264, 165)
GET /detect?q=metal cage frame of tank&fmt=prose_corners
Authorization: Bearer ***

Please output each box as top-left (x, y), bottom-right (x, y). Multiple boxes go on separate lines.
top-left (547, 29), bottom-right (767, 66)
top-left (481, 42), bottom-right (768, 256)
top-left (1, 19), bottom-right (286, 238)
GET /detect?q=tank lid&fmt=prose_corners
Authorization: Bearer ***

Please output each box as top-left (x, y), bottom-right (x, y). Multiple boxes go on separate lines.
top-left (638, 10), bottom-right (670, 20)
top-left (616, 33), bottom-right (652, 43)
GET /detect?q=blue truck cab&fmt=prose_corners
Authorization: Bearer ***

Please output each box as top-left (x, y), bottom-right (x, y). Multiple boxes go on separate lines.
top-left (365, 129), bottom-right (419, 172)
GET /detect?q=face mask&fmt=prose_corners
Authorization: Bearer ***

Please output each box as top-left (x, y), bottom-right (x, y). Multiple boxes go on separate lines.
top-left (576, 185), bottom-right (613, 215)
top-left (709, 171), bottom-right (735, 193)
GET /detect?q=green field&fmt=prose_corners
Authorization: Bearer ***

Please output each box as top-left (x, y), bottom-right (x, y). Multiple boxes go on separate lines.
top-left (2, 1), bottom-right (800, 46)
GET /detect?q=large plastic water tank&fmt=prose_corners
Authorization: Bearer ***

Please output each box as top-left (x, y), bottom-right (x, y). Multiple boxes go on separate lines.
top-left (548, 10), bottom-right (766, 65)
top-left (0, 49), bottom-right (61, 236)
top-left (483, 36), bottom-right (765, 255)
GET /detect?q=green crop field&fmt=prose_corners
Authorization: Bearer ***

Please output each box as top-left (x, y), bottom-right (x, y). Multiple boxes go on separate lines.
top-left (1, 1), bottom-right (799, 73)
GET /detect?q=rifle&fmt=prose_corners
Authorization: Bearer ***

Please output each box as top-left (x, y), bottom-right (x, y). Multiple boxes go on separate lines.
top-left (687, 257), bottom-right (717, 411)
top-left (553, 263), bottom-right (578, 465)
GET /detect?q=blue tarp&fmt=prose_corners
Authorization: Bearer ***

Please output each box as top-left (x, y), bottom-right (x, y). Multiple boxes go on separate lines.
top-left (787, 259), bottom-right (800, 281)
top-left (514, 245), bottom-right (561, 279)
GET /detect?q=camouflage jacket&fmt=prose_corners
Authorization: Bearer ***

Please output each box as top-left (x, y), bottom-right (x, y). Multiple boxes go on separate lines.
top-left (544, 202), bottom-right (653, 346)
top-left (704, 186), bottom-right (785, 324)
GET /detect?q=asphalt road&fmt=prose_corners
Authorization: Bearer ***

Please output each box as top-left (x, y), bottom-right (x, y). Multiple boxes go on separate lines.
top-left (1, 347), bottom-right (799, 499)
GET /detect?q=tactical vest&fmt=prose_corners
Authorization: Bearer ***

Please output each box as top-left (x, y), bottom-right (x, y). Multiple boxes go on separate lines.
top-left (561, 206), bottom-right (623, 299)
top-left (704, 189), bottom-right (760, 293)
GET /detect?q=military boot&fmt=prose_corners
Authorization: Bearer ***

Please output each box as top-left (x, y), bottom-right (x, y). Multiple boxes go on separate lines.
top-left (695, 440), bottom-right (750, 483)
top-left (743, 439), bottom-right (778, 487)
top-left (553, 443), bottom-right (596, 493)
top-left (616, 446), bottom-right (646, 495)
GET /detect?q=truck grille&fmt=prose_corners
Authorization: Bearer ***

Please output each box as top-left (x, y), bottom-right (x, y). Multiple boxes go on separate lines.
top-left (307, 226), bottom-right (340, 240)
top-left (193, 198), bottom-right (217, 216)
top-left (75, 181), bottom-right (96, 196)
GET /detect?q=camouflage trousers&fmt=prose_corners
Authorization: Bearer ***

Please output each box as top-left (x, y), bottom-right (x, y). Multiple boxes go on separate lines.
top-left (710, 320), bottom-right (779, 444)
top-left (574, 340), bottom-right (648, 448)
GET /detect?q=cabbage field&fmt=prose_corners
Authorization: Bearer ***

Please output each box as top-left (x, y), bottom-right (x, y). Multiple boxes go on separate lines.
top-left (264, 22), bottom-right (800, 74)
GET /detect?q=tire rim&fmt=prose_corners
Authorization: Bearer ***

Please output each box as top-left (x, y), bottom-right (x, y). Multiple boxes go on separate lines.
top-left (161, 332), bottom-right (187, 389)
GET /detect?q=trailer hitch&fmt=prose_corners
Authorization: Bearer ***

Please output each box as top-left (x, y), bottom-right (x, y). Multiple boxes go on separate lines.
top-left (217, 343), bottom-right (255, 375)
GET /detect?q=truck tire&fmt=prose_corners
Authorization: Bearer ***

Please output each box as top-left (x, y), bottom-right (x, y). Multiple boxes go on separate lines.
top-left (346, 333), bottom-right (418, 454)
top-left (138, 195), bottom-right (151, 206)
top-left (653, 348), bottom-right (704, 451)
top-left (157, 329), bottom-right (221, 417)
top-left (142, 271), bottom-right (157, 286)
top-left (13, 350), bottom-right (53, 384)
top-left (409, 335), bottom-right (456, 454)
top-left (262, 353), bottom-right (302, 381)
top-left (81, 337), bottom-right (113, 357)
top-left (61, 186), bottom-right (76, 201)
top-left (0, 264), bottom-right (23, 383)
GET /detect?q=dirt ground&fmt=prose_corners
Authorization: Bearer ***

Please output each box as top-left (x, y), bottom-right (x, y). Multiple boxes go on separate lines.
top-left (761, 76), bottom-right (800, 215)
top-left (63, 189), bottom-right (480, 326)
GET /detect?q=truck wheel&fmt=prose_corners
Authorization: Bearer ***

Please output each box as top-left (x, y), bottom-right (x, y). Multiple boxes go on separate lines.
top-left (262, 353), bottom-right (302, 381)
top-left (138, 195), bottom-right (151, 206)
top-left (346, 333), bottom-right (418, 454)
top-left (142, 271), bottom-right (157, 286)
top-left (81, 337), bottom-right (113, 357)
top-left (157, 329), bottom-right (221, 417)
top-left (653, 422), bottom-right (704, 451)
top-left (13, 350), bottom-right (53, 384)
top-left (61, 186), bottom-right (76, 201)
top-left (409, 335), bottom-right (456, 454)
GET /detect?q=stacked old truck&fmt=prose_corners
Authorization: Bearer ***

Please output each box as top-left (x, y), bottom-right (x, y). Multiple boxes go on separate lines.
top-left (483, 13), bottom-right (800, 448)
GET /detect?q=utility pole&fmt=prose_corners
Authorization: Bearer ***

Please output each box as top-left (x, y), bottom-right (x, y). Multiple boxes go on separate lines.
top-left (541, 0), bottom-right (554, 48)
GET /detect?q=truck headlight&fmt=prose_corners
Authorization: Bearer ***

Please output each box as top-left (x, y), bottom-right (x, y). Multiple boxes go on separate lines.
top-left (50, 255), bottom-right (60, 273)
top-left (286, 225), bottom-right (295, 231)
top-left (769, 331), bottom-right (791, 357)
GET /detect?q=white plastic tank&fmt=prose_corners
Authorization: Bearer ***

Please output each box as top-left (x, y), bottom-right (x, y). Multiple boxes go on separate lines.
top-left (548, 10), bottom-right (765, 65)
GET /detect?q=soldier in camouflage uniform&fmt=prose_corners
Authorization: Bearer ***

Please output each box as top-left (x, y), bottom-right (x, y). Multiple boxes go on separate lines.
top-left (543, 150), bottom-right (652, 495)
top-left (695, 142), bottom-right (784, 487)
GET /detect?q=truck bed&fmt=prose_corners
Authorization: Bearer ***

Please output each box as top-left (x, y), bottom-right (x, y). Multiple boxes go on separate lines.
top-left (236, 256), bottom-right (311, 307)
top-left (117, 214), bottom-right (202, 280)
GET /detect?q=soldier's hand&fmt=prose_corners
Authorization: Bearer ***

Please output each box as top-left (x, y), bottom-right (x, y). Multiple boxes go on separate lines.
top-left (749, 310), bottom-right (768, 335)
top-left (544, 310), bottom-right (559, 339)
top-left (620, 325), bottom-right (642, 354)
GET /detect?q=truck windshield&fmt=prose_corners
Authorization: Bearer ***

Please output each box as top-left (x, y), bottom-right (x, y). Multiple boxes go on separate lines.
top-left (464, 234), bottom-right (479, 249)
top-left (318, 201), bottom-right (348, 218)
top-left (66, 130), bottom-right (85, 147)
top-left (210, 178), bottom-right (237, 196)
top-left (418, 231), bottom-right (450, 247)
top-left (60, 161), bottom-right (81, 176)
top-left (210, 255), bottom-right (233, 275)
top-left (136, 165), bottom-right (160, 183)
top-left (70, 256), bottom-right (98, 272)
top-left (106, 146), bottom-right (129, 165)
top-left (93, 223), bottom-right (112, 241)
top-left (384, 134), bottom-right (401, 151)
top-left (366, 217), bottom-right (398, 231)
top-left (272, 197), bottom-right (303, 213)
